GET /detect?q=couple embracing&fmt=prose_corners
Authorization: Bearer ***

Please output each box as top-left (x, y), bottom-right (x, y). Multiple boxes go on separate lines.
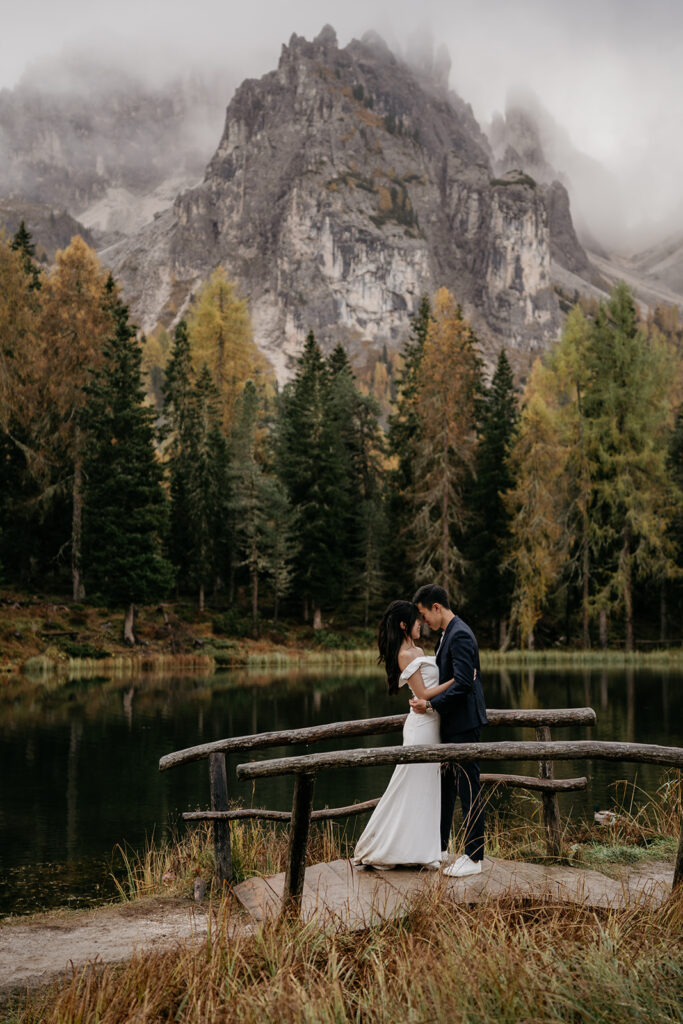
top-left (353, 583), bottom-right (487, 878)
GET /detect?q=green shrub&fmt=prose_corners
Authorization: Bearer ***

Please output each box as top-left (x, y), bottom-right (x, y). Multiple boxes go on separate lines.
top-left (61, 640), bottom-right (111, 660)
top-left (211, 610), bottom-right (252, 638)
top-left (312, 629), bottom-right (360, 650)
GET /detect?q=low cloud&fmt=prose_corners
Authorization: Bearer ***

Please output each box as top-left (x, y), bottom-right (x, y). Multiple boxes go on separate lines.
top-left (1, 0), bottom-right (682, 250)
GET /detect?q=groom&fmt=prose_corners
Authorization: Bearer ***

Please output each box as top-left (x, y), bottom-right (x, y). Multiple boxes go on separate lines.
top-left (409, 583), bottom-right (487, 877)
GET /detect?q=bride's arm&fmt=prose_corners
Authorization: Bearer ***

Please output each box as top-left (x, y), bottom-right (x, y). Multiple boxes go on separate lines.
top-left (406, 673), bottom-right (454, 700)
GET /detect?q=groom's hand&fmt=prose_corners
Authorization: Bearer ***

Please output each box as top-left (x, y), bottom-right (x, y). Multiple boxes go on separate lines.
top-left (409, 697), bottom-right (428, 714)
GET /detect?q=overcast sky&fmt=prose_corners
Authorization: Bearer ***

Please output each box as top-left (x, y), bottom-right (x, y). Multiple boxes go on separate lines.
top-left (2, 0), bottom-right (681, 244)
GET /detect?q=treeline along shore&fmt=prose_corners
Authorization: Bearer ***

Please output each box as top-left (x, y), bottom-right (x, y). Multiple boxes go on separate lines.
top-left (1, 224), bottom-right (683, 657)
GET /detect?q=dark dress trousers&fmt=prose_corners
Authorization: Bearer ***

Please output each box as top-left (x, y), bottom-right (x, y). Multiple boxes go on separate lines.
top-left (429, 615), bottom-right (487, 859)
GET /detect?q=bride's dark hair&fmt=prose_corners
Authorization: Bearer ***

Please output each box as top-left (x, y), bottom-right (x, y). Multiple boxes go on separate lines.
top-left (378, 600), bottom-right (419, 695)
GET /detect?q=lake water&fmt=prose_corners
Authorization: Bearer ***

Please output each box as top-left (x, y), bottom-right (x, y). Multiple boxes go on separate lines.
top-left (1, 665), bottom-right (681, 915)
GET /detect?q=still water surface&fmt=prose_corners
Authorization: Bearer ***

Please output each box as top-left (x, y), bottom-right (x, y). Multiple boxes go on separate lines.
top-left (1, 665), bottom-right (681, 915)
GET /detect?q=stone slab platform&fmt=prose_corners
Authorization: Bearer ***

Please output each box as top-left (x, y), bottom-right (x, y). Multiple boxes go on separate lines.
top-left (233, 857), bottom-right (675, 928)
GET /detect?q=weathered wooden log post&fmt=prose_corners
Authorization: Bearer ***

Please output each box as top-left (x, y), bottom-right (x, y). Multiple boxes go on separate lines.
top-left (536, 725), bottom-right (562, 857)
top-left (282, 771), bottom-right (316, 916)
top-left (674, 815), bottom-right (683, 892)
top-left (208, 752), bottom-right (232, 886)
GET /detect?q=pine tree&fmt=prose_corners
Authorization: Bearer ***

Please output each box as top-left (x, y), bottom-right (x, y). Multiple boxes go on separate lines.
top-left (163, 320), bottom-right (198, 593)
top-left (665, 405), bottom-right (683, 637)
top-left (10, 220), bottom-right (41, 291)
top-left (267, 478), bottom-right (298, 626)
top-left (470, 348), bottom-right (518, 645)
top-left (583, 283), bottom-right (677, 650)
top-left (82, 295), bottom-right (174, 643)
top-left (275, 331), bottom-right (347, 627)
top-left (164, 322), bottom-right (233, 608)
top-left (230, 380), bottom-right (292, 634)
top-left (326, 344), bottom-right (359, 605)
top-left (386, 296), bottom-right (431, 593)
top-left (327, 343), bottom-right (386, 621)
top-left (184, 365), bottom-right (231, 610)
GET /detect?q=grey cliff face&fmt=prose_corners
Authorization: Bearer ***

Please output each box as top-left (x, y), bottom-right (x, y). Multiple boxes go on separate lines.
top-left (0, 200), bottom-right (95, 259)
top-left (544, 180), bottom-right (593, 278)
top-left (109, 30), bottom-right (564, 375)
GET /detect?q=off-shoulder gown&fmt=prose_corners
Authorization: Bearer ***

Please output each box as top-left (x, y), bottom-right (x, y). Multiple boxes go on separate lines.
top-left (352, 656), bottom-right (441, 869)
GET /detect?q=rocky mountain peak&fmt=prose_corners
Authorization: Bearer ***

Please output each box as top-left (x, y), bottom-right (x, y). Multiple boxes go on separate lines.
top-left (314, 24), bottom-right (339, 48)
top-left (108, 26), bottom-right (567, 378)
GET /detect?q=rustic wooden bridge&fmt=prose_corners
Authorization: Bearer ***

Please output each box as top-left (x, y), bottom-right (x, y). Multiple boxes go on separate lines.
top-left (159, 706), bottom-right (683, 923)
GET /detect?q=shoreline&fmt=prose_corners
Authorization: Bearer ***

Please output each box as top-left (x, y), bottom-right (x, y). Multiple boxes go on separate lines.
top-left (3, 645), bottom-right (683, 681)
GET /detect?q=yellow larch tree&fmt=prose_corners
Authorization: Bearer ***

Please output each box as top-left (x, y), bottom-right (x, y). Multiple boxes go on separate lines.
top-left (0, 238), bottom-right (40, 437)
top-left (186, 268), bottom-right (270, 432)
top-left (547, 305), bottom-right (594, 646)
top-left (412, 286), bottom-right (482, 602)
top-left (503, 360), bottom-right (568, 648)
top-left (38, 236), bottom-right (114, 598)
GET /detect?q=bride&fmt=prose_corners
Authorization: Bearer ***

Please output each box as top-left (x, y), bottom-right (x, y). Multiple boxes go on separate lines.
top-left (352, 600), bottom-right (454, 869)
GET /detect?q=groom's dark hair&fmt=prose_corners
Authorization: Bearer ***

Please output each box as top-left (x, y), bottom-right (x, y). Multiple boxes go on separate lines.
top-left (413, 583), bottom-right (451, 609)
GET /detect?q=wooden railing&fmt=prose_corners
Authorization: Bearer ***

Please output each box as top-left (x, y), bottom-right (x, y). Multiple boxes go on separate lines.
top-left (235, 740), bottom-right (683, 913)
top-left (159, 707), bottom-right (596, 884)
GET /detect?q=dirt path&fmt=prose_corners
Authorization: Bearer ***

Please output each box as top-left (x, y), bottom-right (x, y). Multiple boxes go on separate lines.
top-left (0, 860), bottom-right (675, 999)
top-left (0, 897), bottom-right (225, 997)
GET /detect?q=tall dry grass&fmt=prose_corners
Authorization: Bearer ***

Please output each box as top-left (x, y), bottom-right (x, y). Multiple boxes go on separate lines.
top-left (10, 886), bottom-right (683, 1023)
top-left (5, 775), bottom-right (681, 1022)
top-left (112, 818), bottom-right (354, 901)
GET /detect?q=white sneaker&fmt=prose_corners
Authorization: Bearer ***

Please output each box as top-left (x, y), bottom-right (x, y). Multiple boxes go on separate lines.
top-left (440, 850), bottom-right (449, 862)
top-left (442, 855), bottom-right (482, 878)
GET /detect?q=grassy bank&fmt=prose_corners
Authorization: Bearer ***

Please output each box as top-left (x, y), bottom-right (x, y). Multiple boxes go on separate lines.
top-left (0, 589), bottom-right (382, 677)
top-left (480, 648), bottom-right (683, 669)
top-left (3, 588), bottom-right (683, 679)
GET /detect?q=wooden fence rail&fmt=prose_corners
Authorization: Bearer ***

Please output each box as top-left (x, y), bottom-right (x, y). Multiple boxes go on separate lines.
top-left (233, 740), bottom-right (683, 913)
top-left (180, 772), bottom-right (589, 825)
top-left (158, 708), bottom-right (596, 771)
top-left (235, 740), bottom-right (683, 778)
top-left (161, 708), bottom-right (596, 886)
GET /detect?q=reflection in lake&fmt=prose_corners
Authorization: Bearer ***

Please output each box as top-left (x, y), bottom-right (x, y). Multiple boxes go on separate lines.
top-left (1, 665), bottom-right (681, 915)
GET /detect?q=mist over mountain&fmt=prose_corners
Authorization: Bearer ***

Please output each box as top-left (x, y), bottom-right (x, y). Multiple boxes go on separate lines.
top-left (0, 56), bottom-right (229, 241)
top-left (1, 27), bottom-right (681, 380)
top-left (488, 90), bottom-right (625, 253)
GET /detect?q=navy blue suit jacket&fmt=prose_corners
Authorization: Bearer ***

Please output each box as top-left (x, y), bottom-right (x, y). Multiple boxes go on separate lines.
top-left (429, 615), bottom-right (488, 740)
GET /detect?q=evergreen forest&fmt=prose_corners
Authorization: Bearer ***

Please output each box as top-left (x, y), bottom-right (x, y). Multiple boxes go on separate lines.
top-left (1, 227), bottom-right (682, 650)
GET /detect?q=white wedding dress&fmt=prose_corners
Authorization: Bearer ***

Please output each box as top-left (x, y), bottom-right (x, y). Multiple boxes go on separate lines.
top-left (352, 656), bottom-right (442, 869)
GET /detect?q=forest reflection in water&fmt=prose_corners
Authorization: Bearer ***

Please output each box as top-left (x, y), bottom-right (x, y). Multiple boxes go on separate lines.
top-left (0, 663), bottom-right (680, 915)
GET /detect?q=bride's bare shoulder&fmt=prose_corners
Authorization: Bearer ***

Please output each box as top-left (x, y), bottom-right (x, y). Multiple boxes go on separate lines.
top-left (397, 646), bottom-right (424, 669)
